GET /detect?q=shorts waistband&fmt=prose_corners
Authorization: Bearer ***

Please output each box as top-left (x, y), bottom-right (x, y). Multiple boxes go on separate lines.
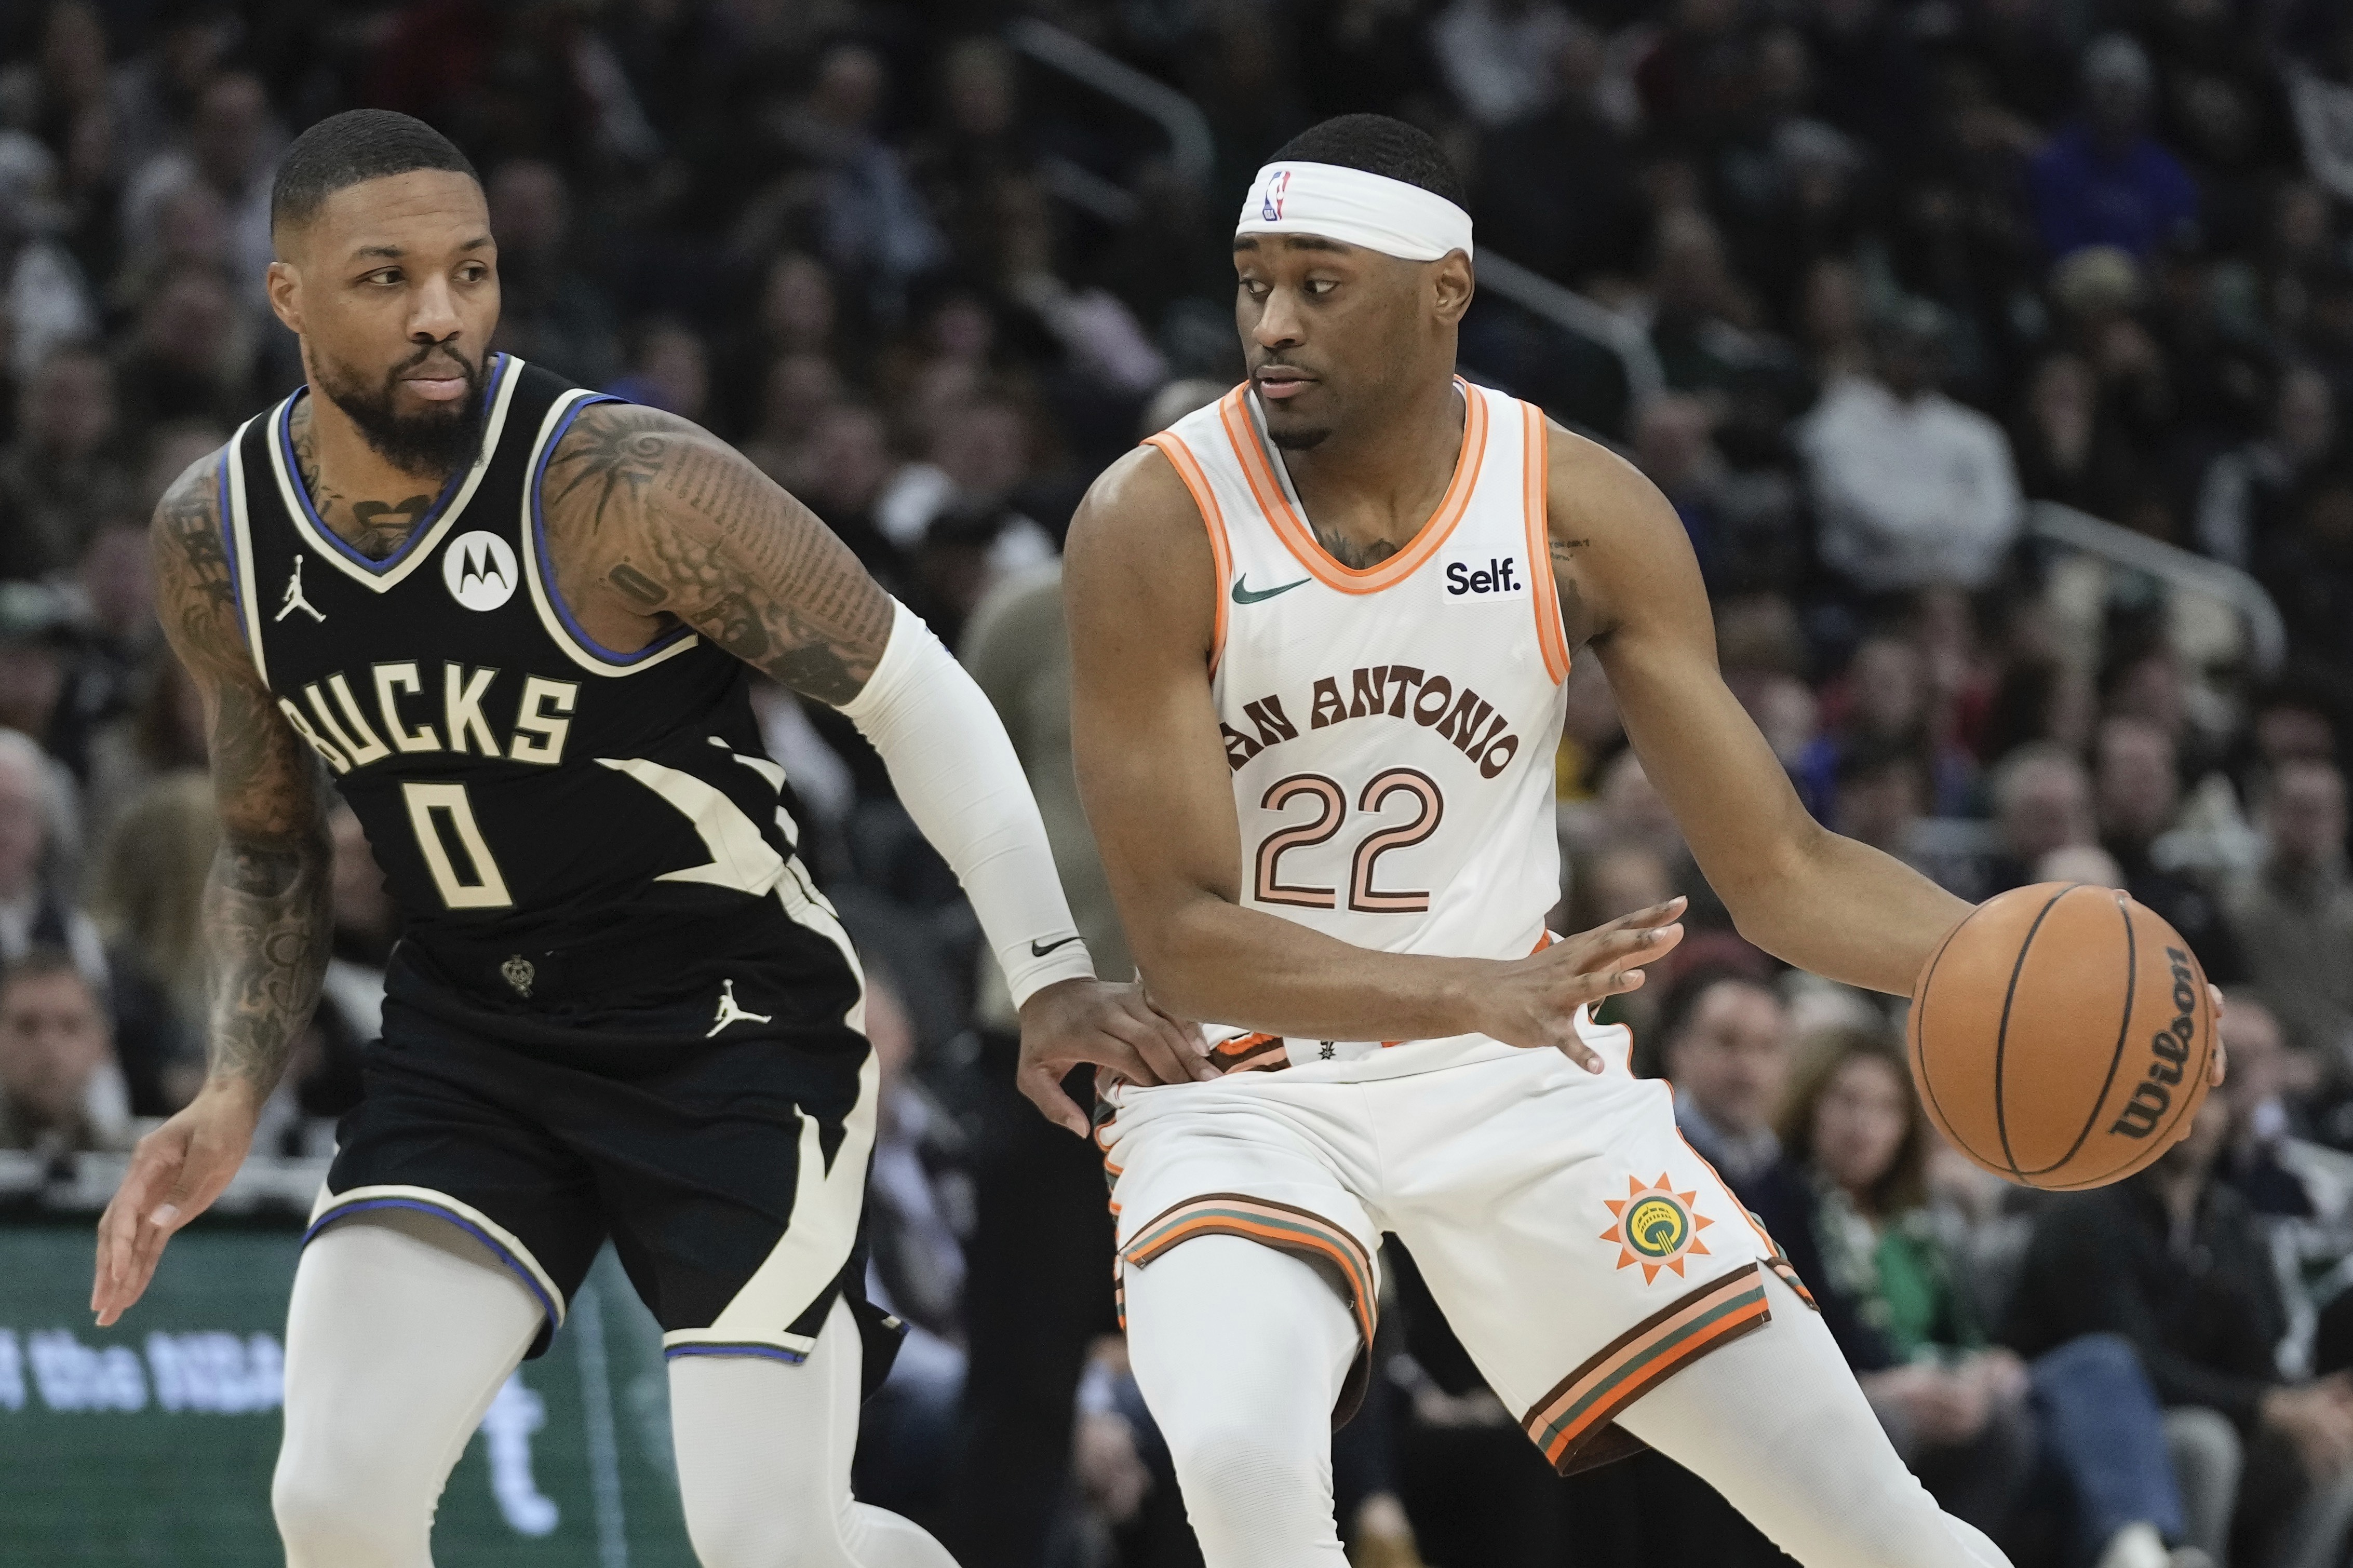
top-left (397, 916), bottom-right (755, 1008)
top-left (1205, 1035), bottom-right (1399, 1074)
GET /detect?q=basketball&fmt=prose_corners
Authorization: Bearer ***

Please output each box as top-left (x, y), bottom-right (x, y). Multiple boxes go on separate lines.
top-left (1909, 882), bottom-right (2214, 1191)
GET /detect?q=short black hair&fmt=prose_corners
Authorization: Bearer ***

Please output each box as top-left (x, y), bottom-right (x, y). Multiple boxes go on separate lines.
top-left (1267, 114), bottom-right (1466, 209)
top-left (270, 110), bottom-right (480, 233)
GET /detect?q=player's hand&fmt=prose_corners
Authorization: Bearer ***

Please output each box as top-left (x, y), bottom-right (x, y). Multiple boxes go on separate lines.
top-left (1016, 977), bottom-right (1215, 1136)
top-left (91, 1080), bottom-right (262, 1326)
top-left (1474, 898), bottom-right (1687, 1072)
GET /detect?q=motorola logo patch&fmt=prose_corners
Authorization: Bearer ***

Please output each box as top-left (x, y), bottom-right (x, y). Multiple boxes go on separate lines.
top-left (443, 530), bottom-right (519, 611)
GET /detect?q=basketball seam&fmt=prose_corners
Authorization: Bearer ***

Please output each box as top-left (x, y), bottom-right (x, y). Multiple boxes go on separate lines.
top-left (1908, 909), bottom-right (1975, 1158)
top-left (1991, 885), bottom-right (2079, 1180)
top-left (2018, 889), bottom-right (2137, 1179)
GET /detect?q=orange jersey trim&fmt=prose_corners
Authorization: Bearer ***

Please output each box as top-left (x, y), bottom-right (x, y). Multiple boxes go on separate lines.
top-left (1521, 403), bottom-right (1572, 683)
top-left (1215, 381), bottom-right (1488, 596)
top-left (1143, 431), bottom-right (1235, 674)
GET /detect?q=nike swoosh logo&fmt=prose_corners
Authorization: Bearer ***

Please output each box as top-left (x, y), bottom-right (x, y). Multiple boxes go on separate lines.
top-left (1231, 575), bottom-right (1311, 604)
top-left (1030, 934), bottom-right (1083, 957)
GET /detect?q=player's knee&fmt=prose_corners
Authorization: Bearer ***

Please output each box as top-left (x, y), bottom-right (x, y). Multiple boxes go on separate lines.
top-left (1169, 1420), bottom-right (1330, 1534)
top-left (273, 1446), bottom-right (421, 1567)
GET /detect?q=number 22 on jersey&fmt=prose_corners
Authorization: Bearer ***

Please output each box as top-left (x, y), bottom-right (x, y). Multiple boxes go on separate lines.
top-left (1255, 769), bottom-right (1444, 914)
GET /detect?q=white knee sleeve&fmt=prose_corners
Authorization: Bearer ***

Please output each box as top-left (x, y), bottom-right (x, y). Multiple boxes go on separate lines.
top-left (274, 1212), bottom-right (546, 1568)
top-left (668, 1295), bottom-right (957, 1568)
top-left (1615, 1271), bottom-right (2013, 1568)
top-left (1123, 1234), bottom-right (1358, 1568)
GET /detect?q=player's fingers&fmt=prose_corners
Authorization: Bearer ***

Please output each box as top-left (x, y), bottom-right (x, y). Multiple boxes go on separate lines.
top-left (1592, 897), bottom-right (1686, 936)
top-left (2207, 984), bottom-right (2228, 1087)
top-left (1563, 921), bottom-right (1685, 971)
top-left (1548, 1025), bottom-right (1605, 1075)
top-left (1104, 1011), bottom-right (1206, 1086)
top-left (1112, 991), bottom-right (1213, 1072)
top-left (1016, 1063), bottom-right (1091, 1137)
top-left (94, 1144), bottom-right (170, 1314)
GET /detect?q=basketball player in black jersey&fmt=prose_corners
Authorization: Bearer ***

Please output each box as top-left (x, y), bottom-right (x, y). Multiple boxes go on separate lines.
top-left (86, 111), bottom-right (1206, 1567)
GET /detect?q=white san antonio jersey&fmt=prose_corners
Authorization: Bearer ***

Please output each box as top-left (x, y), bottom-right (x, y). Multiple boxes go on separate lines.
top-left (1146, 379), bottom-right (1572, 1080)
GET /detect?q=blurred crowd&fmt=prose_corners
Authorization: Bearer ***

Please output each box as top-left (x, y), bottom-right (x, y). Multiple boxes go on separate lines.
top-left (5, 1), bottom-right (2353, 1566)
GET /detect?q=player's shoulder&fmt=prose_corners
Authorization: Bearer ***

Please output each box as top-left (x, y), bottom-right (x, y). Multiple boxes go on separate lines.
top-left (539, 397), bottom-right (733, 537)
top-left (149, 442), bottom-right (230, 569)
top-left (1538, 413), bottom-right (1683, 545)
top-left (1066, 441), bottom-right (1205, 560)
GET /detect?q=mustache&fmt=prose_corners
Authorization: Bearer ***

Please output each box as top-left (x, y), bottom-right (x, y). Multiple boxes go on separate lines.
top-left (391, 341), bottom-right (482, 383)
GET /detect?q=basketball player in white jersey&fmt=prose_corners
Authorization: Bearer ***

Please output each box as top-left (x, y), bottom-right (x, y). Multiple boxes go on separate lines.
top-left (1059, 114), bottom-right (2130, 1568)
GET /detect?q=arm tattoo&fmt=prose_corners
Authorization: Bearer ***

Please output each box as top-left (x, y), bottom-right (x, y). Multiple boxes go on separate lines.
top-left (545, 404), bottom-right (895, 705)
top-left (199, 754), bottom-right (333, 1096)
top-left (548, 405), bottom-right (666, 533)
top-left (152, 454), bottom-right (334, 1096)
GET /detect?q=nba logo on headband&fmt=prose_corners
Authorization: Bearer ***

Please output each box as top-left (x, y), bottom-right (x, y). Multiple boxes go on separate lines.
top-left (1234, 160), bottom-right (1473, 263)
top-left (1260, 169), bottom-right (1290, 222)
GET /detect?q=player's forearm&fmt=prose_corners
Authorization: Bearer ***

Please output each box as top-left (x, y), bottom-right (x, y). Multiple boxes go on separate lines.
top-left (199, 823), bottom-right (333, 1101)
top-left (1718, 823), bottom-right (1969, 996)
top-left (1130, 887), bottom-right (1490, 1042)
top-left (842, 600), bottom-right (1098, 1006)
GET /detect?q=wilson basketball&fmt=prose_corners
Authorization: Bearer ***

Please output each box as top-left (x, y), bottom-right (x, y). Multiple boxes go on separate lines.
top-left (1908, 882), bottom-right (2214, 1191)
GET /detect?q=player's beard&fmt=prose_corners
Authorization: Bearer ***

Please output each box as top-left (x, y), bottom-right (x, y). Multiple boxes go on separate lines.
top-left (315, 343), bottom-right (490, 478)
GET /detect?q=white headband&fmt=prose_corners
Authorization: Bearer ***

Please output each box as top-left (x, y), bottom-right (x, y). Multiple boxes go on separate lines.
top-left (1233, 160), bottom-right (1473, 262)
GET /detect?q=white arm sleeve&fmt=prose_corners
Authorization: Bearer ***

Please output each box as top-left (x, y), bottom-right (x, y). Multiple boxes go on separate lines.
top-left (838, 599), bottom-right (1095, 1009)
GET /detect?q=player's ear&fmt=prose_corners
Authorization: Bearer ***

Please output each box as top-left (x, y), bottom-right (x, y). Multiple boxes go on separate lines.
top-left (1430, 251), bottom-right (1474, 326)
top-left (265, 258), bottom-right (304, 336)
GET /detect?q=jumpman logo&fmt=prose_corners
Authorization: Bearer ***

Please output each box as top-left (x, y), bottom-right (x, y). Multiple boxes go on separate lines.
top-left (706, 978), bottom-right (773, 1038)
top-left (276, 554), bottom-right (324, 624)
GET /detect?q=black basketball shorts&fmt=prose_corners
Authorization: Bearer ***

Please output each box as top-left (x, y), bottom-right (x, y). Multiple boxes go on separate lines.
top-left (306, 947), bottom-right (898, 1384)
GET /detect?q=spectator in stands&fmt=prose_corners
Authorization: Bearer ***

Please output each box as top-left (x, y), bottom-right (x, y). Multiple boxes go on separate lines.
top-left (83, 769), bottom-right (209, 1113)
top-left (0, 945), bottom-right (129, 1156)
top-left (1470, 19), bottom-right (1642, 290)
top-left (1830, 734), bottom-right (1930, 864)
top-left (2096, 717), bottom-right (2247, 983)
top-left (1798, 301), bottom-right (2023, 594)
top-left (2197, 366), bottom-right (2339, 570)
top-left (118, 69), bottom-right (276, 321)
top-left (110, 264), bottom-right (252, 436)
top-left (1431, 0), bottom-right (1580, 131)
top-left (1755, 1026), bottom-right (2193, 1564)
top-left (0, 726), bottom-right (97, 977)
top-left (2212, 993), bottom-right (2331, 1221)
top-left (772, 44), bottom-right (943, 321)
top-left (608, 317), bottom-right (709, 423)
top-left (1985, 742), bottom-right (2099, 894)
top-left (485, 159), bottom-right (618, 392)
top-left (2010, 1091), bottom-right (2353, 1568)
top-left (2227, 760), bottom-right (2353, 1071)
top-left (80, 651), bottom-right (204, 845)
top-left (0, 341), bottom-right (129, 582)
top-left (2027, 35), bottom-right (2198, 263)
top-left (1794, 631), bottom-right (1974, 821)
top-left (2012, 352), bottom-right (2143, 523)
top-left (1631, 393), bottom-right (1798, 594)
top-left (0, 127), bottom-right (99, 381)
top-left (1659, 966), bottom-right (1791, 1188)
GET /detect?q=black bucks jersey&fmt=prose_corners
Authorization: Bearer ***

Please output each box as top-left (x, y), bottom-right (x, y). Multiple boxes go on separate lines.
top-left (220, 356), bottom-right (862, 1037)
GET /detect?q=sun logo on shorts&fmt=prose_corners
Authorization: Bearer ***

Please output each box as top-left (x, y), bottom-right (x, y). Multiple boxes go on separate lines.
top-left (1601, 1175), bottom-right (1713, 1283)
